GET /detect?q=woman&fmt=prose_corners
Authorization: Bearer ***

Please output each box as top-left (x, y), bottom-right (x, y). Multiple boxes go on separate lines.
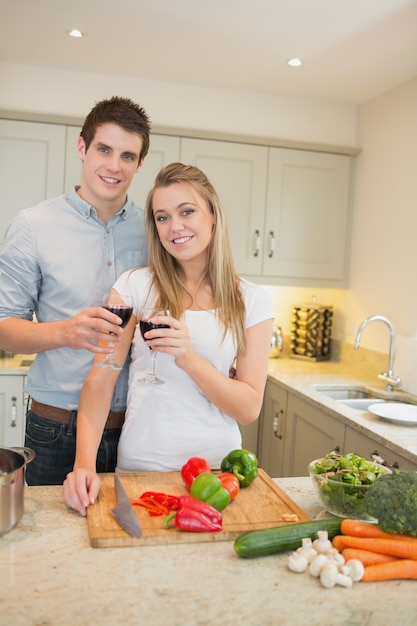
top-left (64, 162), bottom-right (273, 515)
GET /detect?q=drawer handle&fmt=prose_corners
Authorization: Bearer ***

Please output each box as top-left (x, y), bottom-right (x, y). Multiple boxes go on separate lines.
top-left (273, 409), bottom-right (283, 439)
top-left (253, 229), bottom-right (261, 257)
top-left (10, 396), bottom-right (17, 428)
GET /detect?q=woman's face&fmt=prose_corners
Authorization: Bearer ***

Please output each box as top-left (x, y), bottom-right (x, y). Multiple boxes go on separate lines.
top-left (152, 183), bottom-right (214, 266)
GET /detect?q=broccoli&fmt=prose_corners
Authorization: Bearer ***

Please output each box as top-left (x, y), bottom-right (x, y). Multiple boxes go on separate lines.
top-left (364, 469), bottom-right (417, 536)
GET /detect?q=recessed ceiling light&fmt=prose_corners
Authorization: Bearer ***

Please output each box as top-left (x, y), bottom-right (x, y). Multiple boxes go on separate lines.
top-left (287, 58), bottom-right (302, 67)
top-left (68, 29), bottom-right (85, 38)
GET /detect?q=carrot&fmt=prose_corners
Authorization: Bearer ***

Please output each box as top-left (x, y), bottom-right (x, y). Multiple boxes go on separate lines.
top-left (342, 548), bottom-right (397, 567)
top-left (341, 519), bottom-right (414, 541)
top-left (335, 535), bottom-right (417, 560)
top-left (332, 535), bottom-right (348, 551)
top-left (362, 559), bottom-right (417, 582)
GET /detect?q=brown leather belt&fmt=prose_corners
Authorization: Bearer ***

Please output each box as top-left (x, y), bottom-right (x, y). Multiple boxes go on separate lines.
top-left (30, 399), bottom-right (125, 430)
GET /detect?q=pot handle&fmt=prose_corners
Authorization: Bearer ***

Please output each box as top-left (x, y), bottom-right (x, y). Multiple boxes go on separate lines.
top-left (12, 446), bottom-right (36, 465)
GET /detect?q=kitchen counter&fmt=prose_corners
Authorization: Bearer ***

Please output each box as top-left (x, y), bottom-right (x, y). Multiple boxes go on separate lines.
top-left (266, 347), bottom-right (417, 467)
top-left (1, 477), bottom-right (416, 626)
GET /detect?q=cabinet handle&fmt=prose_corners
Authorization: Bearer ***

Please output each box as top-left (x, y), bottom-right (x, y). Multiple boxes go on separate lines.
top-left (267, 231), bottom-right (275, 258)
top-left (10, 396), bottom-right (17, 428)
top-left (273, 409), bottom-right (283, 439)
top-left (253, 229), bottom-right (261, 257)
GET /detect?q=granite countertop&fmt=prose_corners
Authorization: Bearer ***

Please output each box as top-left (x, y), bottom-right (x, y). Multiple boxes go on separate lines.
top-left (1, 477), bottom-right (416, 626)
top-left (265, 350), bottom-right (417, 467)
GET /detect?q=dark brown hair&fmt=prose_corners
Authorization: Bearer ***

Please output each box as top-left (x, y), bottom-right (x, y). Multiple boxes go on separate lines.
top-left (80, 96), bottom-right (151, 162)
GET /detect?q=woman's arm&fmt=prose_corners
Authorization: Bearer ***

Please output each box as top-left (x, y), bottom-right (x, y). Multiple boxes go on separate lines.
top-left (63, 312), bottom-right (136, 515)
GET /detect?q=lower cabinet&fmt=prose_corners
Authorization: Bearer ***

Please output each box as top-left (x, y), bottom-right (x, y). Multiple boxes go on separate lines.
top-left (283, 394), bottom-right (345, 477)
top-left (257, 379), bottom-right (289, 477)
top-left (258, 377), bottom-right (417, 478)
top-left (239, 420), bottom-right (260, 457)
top-left (344, 426), bottom-right (417, 471)
top-left (0, 375), bottom-right (27, 447)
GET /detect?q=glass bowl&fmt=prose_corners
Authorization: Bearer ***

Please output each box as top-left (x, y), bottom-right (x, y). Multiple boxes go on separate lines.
top-left (308, 457), bottom-right (391, 520)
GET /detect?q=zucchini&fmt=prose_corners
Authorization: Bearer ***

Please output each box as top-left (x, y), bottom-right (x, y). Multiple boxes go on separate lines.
top-left (234, 518), bottom-right (343, 558)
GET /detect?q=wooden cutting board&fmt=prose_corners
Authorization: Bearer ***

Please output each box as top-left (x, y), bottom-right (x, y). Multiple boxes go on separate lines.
top-left (87, 468), bottom-right (311, 548)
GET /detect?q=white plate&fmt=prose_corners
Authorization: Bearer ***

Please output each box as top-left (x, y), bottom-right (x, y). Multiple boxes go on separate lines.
top-left (368, 402), bottom-right (417, 425)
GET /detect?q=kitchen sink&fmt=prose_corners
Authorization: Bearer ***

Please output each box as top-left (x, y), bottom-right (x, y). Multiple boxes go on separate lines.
top-left (311, 384), bottom-right (417, 411)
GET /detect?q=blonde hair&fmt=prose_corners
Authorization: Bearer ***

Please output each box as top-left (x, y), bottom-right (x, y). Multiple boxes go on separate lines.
top-left (144, 162), bottom-right (246, 354)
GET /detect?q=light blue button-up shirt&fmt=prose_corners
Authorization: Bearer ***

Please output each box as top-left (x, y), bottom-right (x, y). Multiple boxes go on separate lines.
top-left (0, 187), bottom-right (147, 411)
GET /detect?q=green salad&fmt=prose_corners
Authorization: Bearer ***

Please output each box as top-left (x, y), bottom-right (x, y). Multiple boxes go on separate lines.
top-left (309, 451), bottom-right (389, 518)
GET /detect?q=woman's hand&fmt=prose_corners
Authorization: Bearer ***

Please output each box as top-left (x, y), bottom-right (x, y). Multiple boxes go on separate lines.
top-left (63, 468), bottom-right (101, 517)
top-left (142, 314), bottom-right (196, 371)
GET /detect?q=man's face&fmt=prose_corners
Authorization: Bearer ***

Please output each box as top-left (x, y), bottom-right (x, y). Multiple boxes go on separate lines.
top-left (77, 122), bottom-right (143, 212)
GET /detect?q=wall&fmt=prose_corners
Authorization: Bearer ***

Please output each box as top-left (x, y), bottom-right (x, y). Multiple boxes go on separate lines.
top-left (0, 62), bottom-right (357, 147)
top-left (337, 76), bottom-right (417, 393)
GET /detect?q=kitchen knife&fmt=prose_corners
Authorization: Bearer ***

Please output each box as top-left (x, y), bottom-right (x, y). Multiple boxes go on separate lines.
top-left (111, 474), bottom-right (142, 538)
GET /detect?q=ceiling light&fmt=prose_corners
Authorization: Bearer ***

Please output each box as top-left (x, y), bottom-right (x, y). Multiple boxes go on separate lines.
top-left (287, 58), bottom-right (302, 67)
top-left (68, 29), bottom-right (84, 38)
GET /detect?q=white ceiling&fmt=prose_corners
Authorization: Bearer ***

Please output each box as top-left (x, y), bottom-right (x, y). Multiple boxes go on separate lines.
top-left (2, 0), bottom-right (417, 104)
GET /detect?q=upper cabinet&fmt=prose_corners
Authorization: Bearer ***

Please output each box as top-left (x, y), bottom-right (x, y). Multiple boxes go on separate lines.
top-left (180, 138), bottom-right (269, 276)
top-left (0, 119), bottom-right (66, 247)
top-left (263, 149), bottom-right (352, 285)
top-left (180, 138), bottom-right (353, 287)
top-left (0, 118), bottom-right (354, 286)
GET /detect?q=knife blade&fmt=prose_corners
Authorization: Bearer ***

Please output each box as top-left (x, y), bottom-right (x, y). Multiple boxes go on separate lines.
top-left (111, 474), bottom-right (142, 538)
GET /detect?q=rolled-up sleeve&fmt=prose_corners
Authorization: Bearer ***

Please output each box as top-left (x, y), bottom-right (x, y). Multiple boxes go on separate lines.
top-left (0, 211), bottom-right (40, 322)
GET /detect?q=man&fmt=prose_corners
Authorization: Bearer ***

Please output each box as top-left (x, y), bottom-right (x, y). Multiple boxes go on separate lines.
top-left (0, 96), bottom-right (151, 485)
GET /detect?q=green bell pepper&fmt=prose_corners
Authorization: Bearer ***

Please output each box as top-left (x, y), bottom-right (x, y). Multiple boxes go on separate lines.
top-left (190, 472), bottom-right (231, 511)
top-left (220, 449), bottom-right (258, 488)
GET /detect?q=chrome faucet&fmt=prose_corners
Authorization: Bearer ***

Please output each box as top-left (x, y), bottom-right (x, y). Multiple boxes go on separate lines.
top-left (354, 315), bottom-right (401, 391)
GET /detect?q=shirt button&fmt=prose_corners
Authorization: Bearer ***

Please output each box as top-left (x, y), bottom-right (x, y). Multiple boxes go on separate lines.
top-left (107, 261), bottom-right (112, 267)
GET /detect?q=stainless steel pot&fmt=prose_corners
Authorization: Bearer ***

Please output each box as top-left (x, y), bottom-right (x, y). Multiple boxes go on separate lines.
top-left (0, 446), bottom-right (35, 536)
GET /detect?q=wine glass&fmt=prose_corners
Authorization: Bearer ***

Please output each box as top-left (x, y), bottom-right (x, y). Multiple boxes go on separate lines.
top-left (96, 293), bottom-right (133, 370)
top-left (138, 307), bottom-right (170, 385)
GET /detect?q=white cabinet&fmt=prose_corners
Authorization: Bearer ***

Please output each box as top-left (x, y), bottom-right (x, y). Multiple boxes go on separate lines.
top-left (0, 120), bottom-right (66, 247)
top-left (344, 426), bottom-right (417, 471)
top-left (180, 138), bottom-right (352, 286)
top-left (283, 393), bottom-right (345, 477)
top-left (0, 375), bottom-right (26, 447)
top-left (263, 149), bottom-right (352, 283)
top-left (0, 118), bottom-right (353, 285)
top-left (258, 378), bottom-right (289, 477)
top-left (180, 137), bottom-right (269, 276)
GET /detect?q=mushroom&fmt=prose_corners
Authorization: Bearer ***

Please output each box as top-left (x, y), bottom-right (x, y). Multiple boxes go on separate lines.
top-left (309, 553), bottom-right (329, 577)
top-left (344, 559), bottom-right (365, 582)
top-left (313, 530), bottom-right (332, 554)
top-left (296, 537), bottom-right (317, 563)
top-left (287, 551), bottom-right (309, 573)
top-left (319, 562), bottom-right (339, 588)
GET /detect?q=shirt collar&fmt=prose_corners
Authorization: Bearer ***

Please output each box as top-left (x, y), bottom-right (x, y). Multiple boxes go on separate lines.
top-left (67, 186), bottom-right (133, 220)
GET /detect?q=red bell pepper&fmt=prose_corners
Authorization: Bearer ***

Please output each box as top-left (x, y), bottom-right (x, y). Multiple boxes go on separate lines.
top-left (163, 495), bottom-right (223, 532)
top-left (131, 491), bottom-right (179, 516)
top-left (217, 472), bottom-right (240, 501)
top-left (181, 457), bottom-right (211, 489)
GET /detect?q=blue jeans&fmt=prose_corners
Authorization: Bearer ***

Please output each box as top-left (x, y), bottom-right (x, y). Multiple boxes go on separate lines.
top-left (24, 410), bottom-right (121, 486)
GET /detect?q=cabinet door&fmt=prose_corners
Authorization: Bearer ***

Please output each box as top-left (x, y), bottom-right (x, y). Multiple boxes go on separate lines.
top-left (264, 148), bottom-right (352, 283)
top-left (239, 420), bottom-right (260, 457)
top-left (65, 128), bottom-right (181, 209)
top-left (284, 394), bottom-right (345, 477)
top-left (180, 138), bottom-right (268, 275)
top-left (0, 375), bottom-right (26, 447)
top-left (258, 379), bottom-right (288, 477)
top-left (0, 120), bottom-right (66, 247)
top-left (344, 426), bottom-right (417, 471)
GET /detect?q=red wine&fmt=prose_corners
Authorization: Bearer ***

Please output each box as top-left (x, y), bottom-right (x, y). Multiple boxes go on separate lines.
top-left (104, 305), bottom-right (133, 328)
top-left (140, 321), bottom-right (170, 340)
